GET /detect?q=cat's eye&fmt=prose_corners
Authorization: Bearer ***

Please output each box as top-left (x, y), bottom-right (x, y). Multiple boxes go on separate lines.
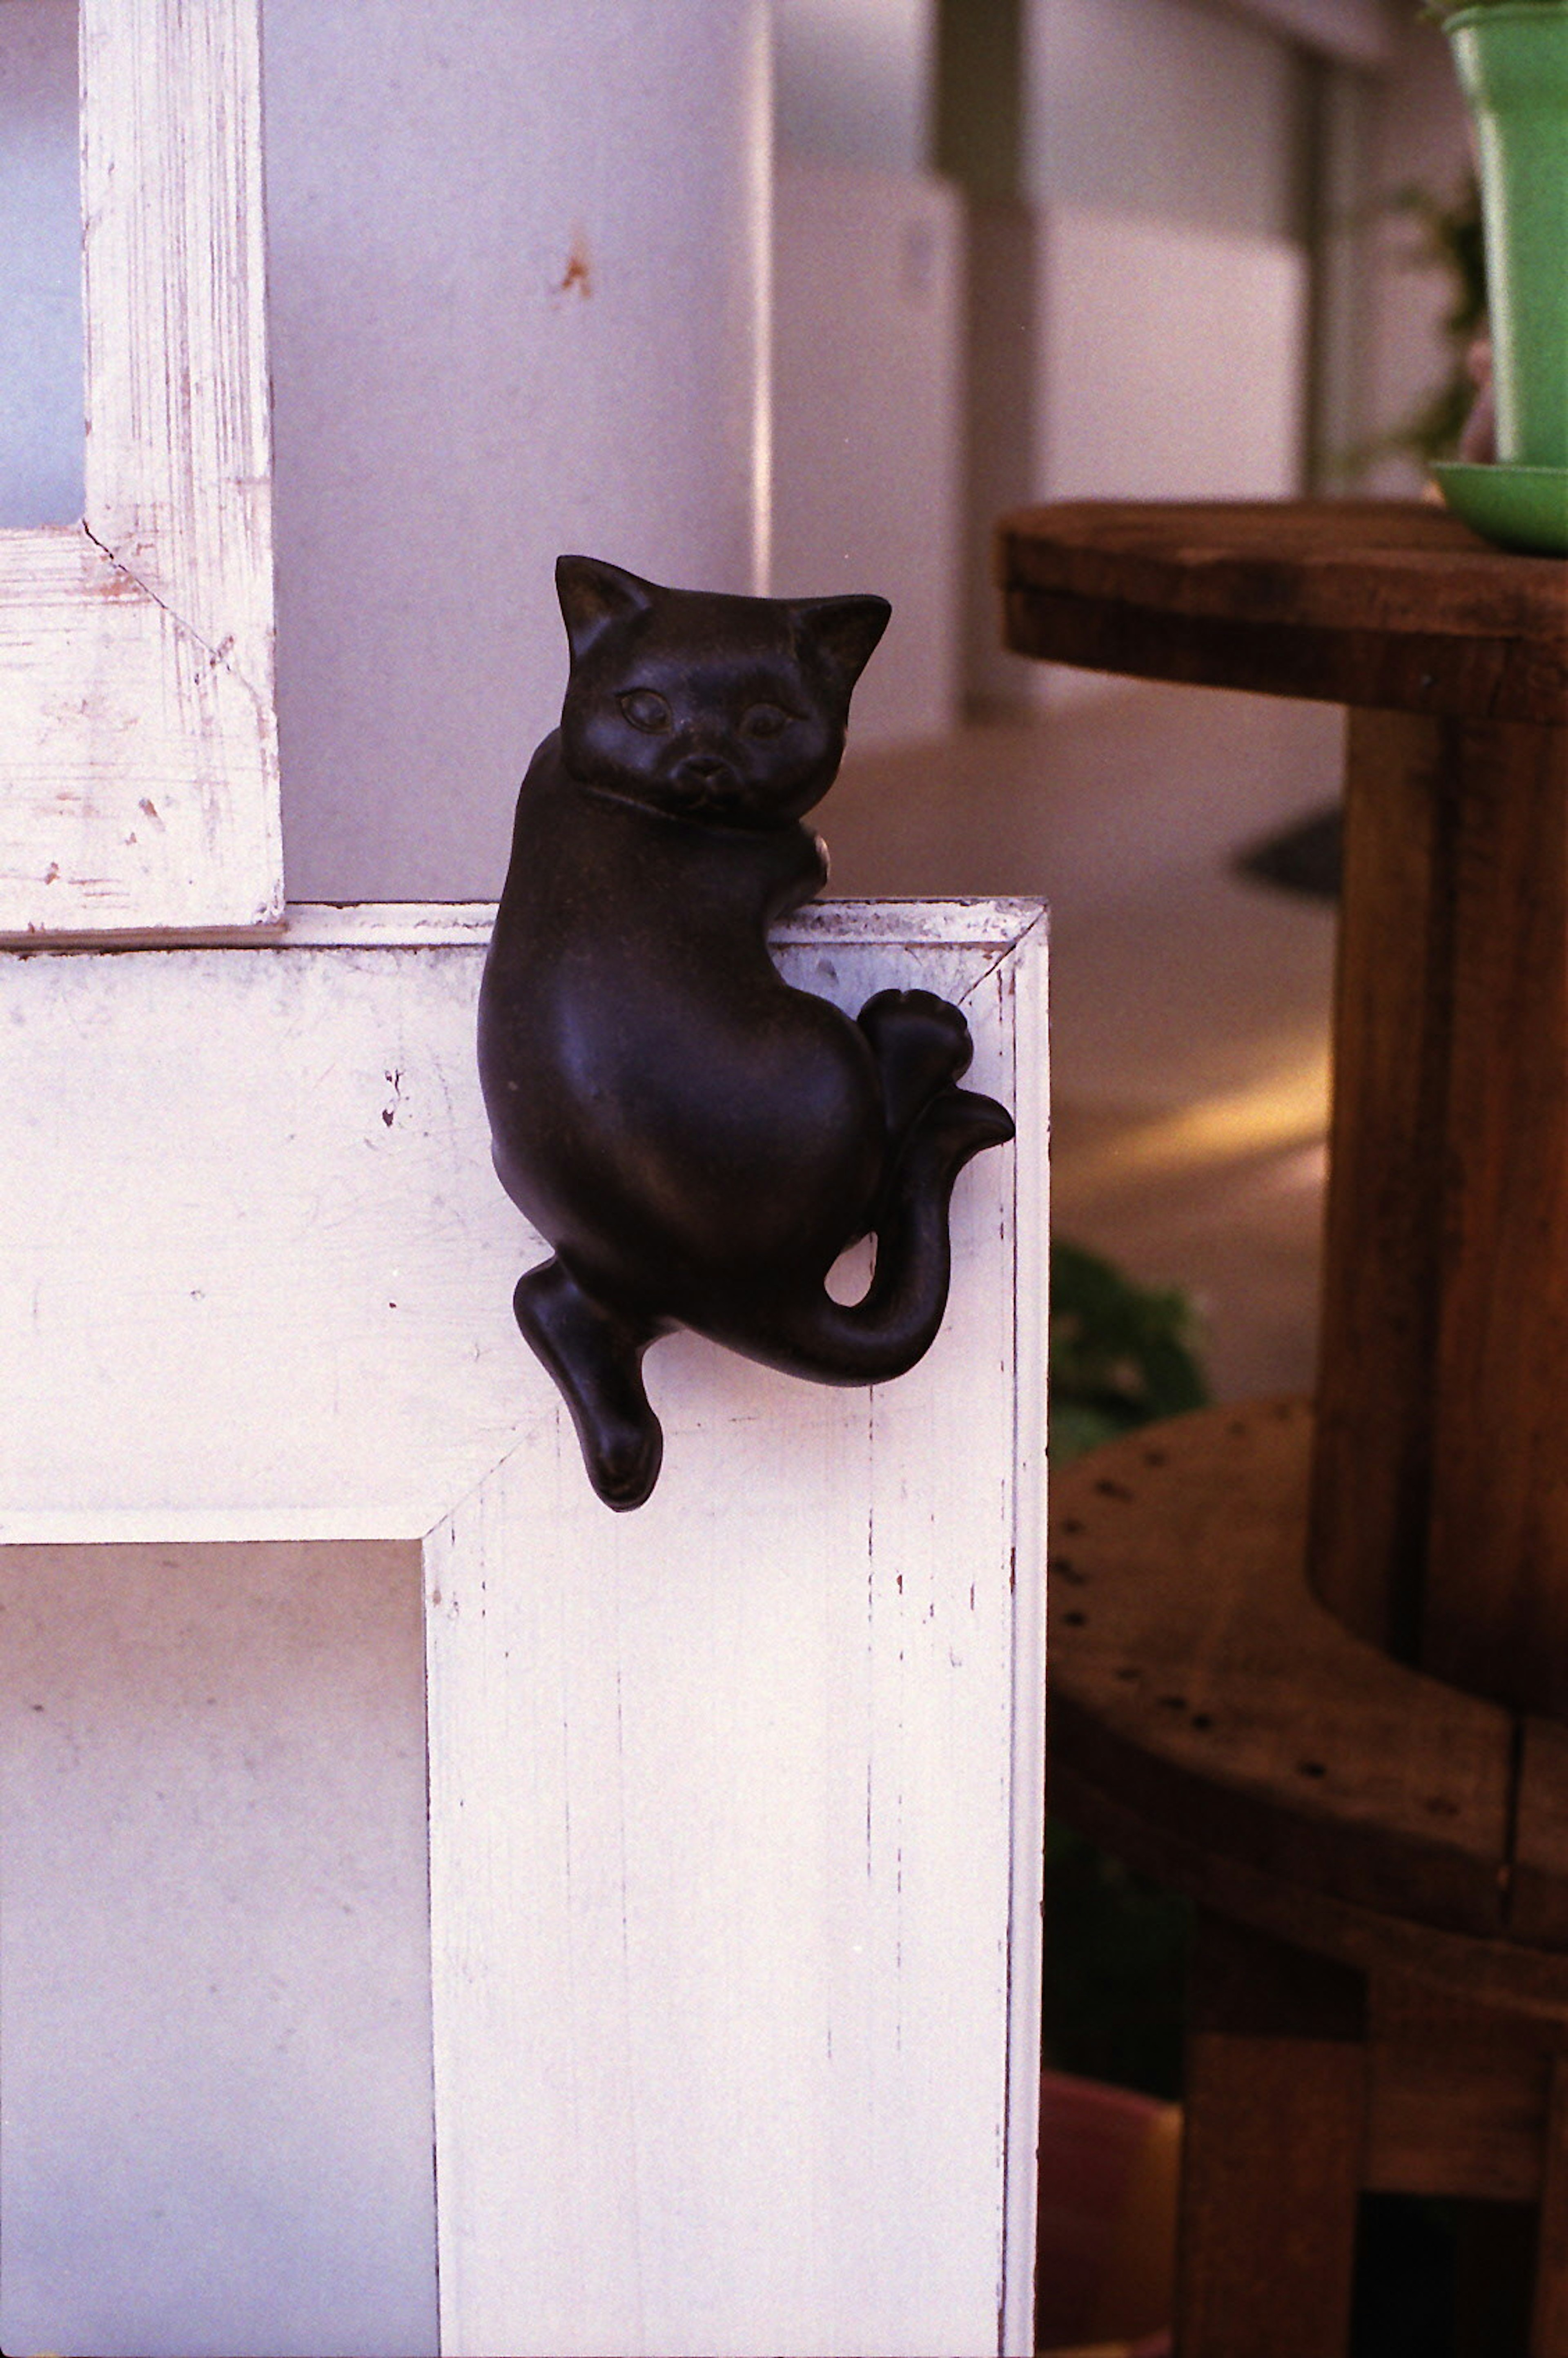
top-left (741, 702), bottom-right (793, 740)
top-left (619, 688), bottom-right (673, 733)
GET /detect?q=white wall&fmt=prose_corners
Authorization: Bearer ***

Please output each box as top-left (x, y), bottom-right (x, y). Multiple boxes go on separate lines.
top-left (0, 0), bottom-right (81, 527)
top-left (1038, 205), bottom-right (1308, 504)
top-left (1026, 0), bottom-right (1306, 238)
top-left (770, 0), bottom-right (964, 748)
top-left (773, 0), bottom-right (934, 174)
top-left (967, 0), bottom-right (1313, 709)
top-left (264, 0), bottom-right (769, 904)
top-left (771, 160), bottom-right (964, 749)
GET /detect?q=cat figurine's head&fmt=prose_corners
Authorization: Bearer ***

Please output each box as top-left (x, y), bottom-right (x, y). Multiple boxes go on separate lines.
top-left (556, 555), bottom-right (890, 828)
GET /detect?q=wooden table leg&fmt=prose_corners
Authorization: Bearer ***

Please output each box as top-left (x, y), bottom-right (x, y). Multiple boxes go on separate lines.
top-left (1423, 720), bottom-right (1568, 1716)
top-left (1308, 709), bottom-right (1461, 1659)
top-left (1309, 713), bottom-right (1568, 1716)
top-left (1533, 2058), bottom-right (1568, 2358)
top-left (1176, 1916), bottom-right (1367, 2358)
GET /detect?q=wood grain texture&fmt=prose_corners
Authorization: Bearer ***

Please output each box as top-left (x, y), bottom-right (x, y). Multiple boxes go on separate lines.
top-left (1365, 1977), bottom-right (1558, 2202)
top-left (0, 897), bottom-right (1047, 2357)
top-left (998, 501), bottom-right (1568, 724)
top-left (1422, 724), bottom-right (1568, 1716)
top-left (1516, 1719), bottom-right (1568, 1953)
top-left (1176, 1919), bottom-right (1365, 2358)
top-left (1307, 709), bottom-right (1461, 1653)
top-left (1049, 1400), bottom-right (1513, 1941)
top-left (0, 0), bottom-right (280, 938)
top-left (1533, 2058), bottom-right (1568, 2357)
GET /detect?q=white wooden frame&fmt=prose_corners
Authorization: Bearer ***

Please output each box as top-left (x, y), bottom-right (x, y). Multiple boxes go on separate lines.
top-left (0, 0), bottom-right (281, 939)
top-left (1, 898), bottom-right (1047, 2357)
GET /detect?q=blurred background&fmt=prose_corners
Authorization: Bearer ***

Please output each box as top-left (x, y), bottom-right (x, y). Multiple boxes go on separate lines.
top-left (0, 0), bottom-right (1476, 1408)
top-left (0, 6), bottom-right (1481, 2349)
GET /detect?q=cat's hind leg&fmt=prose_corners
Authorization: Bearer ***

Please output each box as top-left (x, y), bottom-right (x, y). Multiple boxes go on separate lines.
top-left (858, 987), bottom-right (976, 1147)
top-left (513, 1257), bottom-right (666, 1510)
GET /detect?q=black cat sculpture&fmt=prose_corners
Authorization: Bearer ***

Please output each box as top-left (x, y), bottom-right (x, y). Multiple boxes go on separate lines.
top-left (478, 555), bottom-right (1015, 1509)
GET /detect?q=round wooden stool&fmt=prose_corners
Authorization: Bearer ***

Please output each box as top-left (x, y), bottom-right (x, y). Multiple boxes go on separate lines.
top-left (1000, 501), bottom-right (1568, 2357)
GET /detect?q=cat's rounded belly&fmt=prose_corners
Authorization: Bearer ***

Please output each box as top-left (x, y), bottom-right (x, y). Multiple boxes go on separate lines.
top-left (481, 958), bottom-right (883, 1309)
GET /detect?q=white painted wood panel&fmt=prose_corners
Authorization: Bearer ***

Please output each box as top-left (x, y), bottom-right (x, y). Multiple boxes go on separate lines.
top-left (0, 0), bottom-right (280, 938)
top-left (0, 900), bottom-right (1045, 2356)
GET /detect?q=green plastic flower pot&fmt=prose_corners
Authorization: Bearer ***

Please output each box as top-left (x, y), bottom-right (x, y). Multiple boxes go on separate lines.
top-left (1446, 2), bottom-right (1568, 467)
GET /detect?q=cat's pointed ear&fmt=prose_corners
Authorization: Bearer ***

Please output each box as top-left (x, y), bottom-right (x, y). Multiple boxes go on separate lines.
top-left (788, 594), bottom-right (891, 694)
top-left (556, 555), bottom-right (655, 662)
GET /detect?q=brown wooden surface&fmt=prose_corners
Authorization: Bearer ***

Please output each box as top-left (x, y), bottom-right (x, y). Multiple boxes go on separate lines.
top-left (1308, 708), bottom-right (1461, 1655)
top-left (1365, 1976), bottom-right (1560, 2203)
top-left (1049, 1402), bottom-right (1568, 2010)
top-left (1006, 499), bottom-right (1568, 1718)
top-left (1310, 712), bottom-right (1568, 1713)
top-left (1518, 1720), bottom-right (1568, 1951)
top-left (1532, 2059), bottom-right (1568, 2356)
top-left (1050, 1400), bottom-right (1512, 1939)
top-left (1424, 720), bottom-right (1568, 1714)
top-left (1022, 499), bottom-right (1568, 2345)
top-left (1176, 1917), bottom-right (1365, 2358)
top-left (998, 500), bottom-right (1568, 724)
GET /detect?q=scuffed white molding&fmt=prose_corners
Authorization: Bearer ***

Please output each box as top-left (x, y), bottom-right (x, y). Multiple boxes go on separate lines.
top-left (0, 0), bottom-right (280, 941)
top-left (0, 898), bottom-right (1047, 2355)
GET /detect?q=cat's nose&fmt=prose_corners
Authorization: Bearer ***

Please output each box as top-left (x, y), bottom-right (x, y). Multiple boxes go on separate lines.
top-left (683, 756), bottom-right (725, 778)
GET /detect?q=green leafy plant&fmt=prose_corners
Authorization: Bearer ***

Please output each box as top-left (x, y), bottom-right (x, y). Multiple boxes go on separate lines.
top-left (1045, 1242), bottom-right (1210, 2098)
top-left (1337, 171), bottom-right (1486, 478)
top-left (1048, 1237), bottom-right (1209, 1467)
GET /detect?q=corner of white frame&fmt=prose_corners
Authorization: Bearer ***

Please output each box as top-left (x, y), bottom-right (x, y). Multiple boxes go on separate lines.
top-left (0, 0), bottom-right (281, 940)
top-left (0, 896), bottom-right (1047, 2358)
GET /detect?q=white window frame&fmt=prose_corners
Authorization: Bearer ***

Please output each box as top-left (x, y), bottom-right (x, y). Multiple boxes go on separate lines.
top-left (1, 897), bottom-right (1047, 2357)
top-left (0, 0), bottom-right (280, 939)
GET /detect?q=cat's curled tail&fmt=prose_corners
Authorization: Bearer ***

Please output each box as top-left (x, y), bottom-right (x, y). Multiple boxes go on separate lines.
top-left (514, 989), bottom-right (1013, 1509)
top-left (740, 1076), bottom-right (1014, 1384)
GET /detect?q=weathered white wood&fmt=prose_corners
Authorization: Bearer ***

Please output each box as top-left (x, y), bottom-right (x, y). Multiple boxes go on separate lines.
top-left (0, 898), bottom-right (1046, 2356)
top-left (423, 912), bottom-right (1046, 2358)
top-left (0, 0), bottom-right (280, 938)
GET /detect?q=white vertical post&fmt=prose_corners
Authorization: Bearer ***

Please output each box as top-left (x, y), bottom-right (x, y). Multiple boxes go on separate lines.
top-left (425, 905), bottom-right (1047, 2358)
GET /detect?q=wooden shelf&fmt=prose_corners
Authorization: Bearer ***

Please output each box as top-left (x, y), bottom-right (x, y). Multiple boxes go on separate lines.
top-left (1007, 495), bottom-right (1568, 2347)
top-left (999, 499), bottom-right (1568, 724)
top-left (1050, 1399), bottom-right (1568, 2017)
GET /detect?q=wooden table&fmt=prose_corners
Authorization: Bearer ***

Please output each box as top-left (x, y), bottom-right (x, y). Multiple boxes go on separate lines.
top-left (1000, 501), bottom-right (1568, 2356)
